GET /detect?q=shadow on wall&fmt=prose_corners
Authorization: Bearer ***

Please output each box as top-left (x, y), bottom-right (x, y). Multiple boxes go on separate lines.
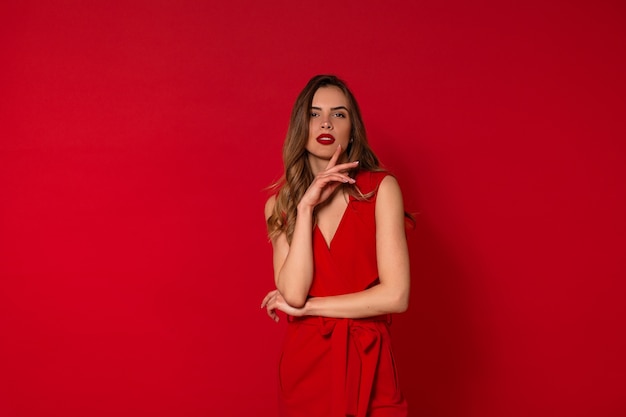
top-left (392, 211), bottom-right (485, 417)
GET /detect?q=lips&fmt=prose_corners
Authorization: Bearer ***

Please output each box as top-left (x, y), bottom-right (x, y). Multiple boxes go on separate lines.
top-left (316, 134), bottom-right (336, 145)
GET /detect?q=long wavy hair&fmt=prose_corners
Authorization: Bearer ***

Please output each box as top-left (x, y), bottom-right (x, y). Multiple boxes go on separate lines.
top-left (267, 74), bottom-right (384, 243)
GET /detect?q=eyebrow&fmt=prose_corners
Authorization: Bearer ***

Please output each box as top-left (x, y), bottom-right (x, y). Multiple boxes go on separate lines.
top-left (311, 106), bottom-right (349, 111)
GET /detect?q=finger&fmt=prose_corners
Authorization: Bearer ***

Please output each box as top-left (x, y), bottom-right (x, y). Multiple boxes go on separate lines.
top-left (260, 290), bottom-right (278, 308)
top-left (325, 144), bottom-right (343, 170)
top-left (315, 173), bottom-right (355, 185)
top-left (327, 160), bottom-right (360, 174)
top-left (266, 304), bottom-right (279, 322)
top-left (266, 306), bottom-right (277, 321)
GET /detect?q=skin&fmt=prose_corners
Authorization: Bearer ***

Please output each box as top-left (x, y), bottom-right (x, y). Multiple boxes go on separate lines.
top-left (261, 87), bottom-right (410, 321)
top-left (304, 86), bottom-right (352, 172)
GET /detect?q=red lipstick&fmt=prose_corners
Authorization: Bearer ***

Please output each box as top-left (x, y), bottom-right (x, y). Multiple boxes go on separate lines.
top-left (316, 134), bottom-right (335, 145)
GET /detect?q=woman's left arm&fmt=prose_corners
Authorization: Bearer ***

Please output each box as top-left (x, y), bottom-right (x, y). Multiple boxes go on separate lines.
top-left (296, 175), bottom-right (410, 318)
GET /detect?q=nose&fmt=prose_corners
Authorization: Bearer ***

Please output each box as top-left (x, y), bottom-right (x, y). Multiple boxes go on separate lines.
top-left (321, 119), bottom-right (333, 130)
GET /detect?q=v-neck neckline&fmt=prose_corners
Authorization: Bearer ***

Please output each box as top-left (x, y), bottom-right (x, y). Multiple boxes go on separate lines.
top-left (315, 195), bottom-right (352, 250)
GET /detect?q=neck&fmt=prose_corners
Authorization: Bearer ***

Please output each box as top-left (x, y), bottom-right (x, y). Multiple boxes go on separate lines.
top-left (308, 155), bottom-right (326, 176)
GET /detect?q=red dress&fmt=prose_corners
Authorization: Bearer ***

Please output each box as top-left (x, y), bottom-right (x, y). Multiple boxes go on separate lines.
top-left (278, 171), bottom-right (408, 417)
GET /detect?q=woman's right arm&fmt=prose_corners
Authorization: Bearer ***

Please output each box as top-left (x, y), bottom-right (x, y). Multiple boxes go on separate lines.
top-left (265, 196), bottom-right (314, 308)
top-left (266, 146), bottom-right (359, 308)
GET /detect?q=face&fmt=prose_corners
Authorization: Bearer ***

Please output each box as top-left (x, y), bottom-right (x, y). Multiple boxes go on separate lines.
top-left (305, 86), bottom-right (352, 166)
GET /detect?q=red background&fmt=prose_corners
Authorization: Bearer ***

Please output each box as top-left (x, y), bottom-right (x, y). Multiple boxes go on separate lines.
top-left (1, 1), bottom-right (625, 416)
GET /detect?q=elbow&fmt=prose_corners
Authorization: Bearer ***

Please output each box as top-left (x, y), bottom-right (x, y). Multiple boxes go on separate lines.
top-left (276, 273), bottom-right (310, 309)
top-left (394, 299), bottom-right (409, 313)
top-left (389, 291), bottom-right (409, 314)
top-left (283, 295), bottom-right (306, 308)
top-left (282, 291), bottom-right (307, 309)
top-left (377, 279), bottom-right (410, 313)
top-left (391, 300), bottom-right (409, 314)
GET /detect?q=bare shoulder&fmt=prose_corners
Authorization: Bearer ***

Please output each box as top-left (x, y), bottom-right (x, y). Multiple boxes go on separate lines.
top-left (377, 175), bottom-right (404, 203)
top-left (264, 194), bottom-right (277, 220)
top-left (375, 175), bottom-right (405, 223)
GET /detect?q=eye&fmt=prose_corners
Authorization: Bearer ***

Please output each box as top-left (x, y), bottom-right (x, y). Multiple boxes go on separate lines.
top-left (333, 112), bottom-right (346, 118)
top-left (310, 111), bottom-right (319, 118)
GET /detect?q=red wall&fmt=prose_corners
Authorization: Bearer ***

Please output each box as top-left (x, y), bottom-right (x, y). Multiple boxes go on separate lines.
top-left (1, 1), bottom-right (625, 416)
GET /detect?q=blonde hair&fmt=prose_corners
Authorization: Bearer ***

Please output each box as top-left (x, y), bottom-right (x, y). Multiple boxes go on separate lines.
top-left (267, 75), bottom-right (382, 243)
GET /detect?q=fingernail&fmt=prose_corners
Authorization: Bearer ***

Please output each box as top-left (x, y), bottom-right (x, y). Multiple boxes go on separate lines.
top-left (355, 161), bottom-right (359, 164)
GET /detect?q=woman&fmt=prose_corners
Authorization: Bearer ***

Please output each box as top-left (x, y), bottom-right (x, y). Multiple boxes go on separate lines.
top-left (261, 74), bottom-right (410, 417)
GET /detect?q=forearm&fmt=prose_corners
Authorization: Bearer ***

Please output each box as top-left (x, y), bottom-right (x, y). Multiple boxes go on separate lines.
top-left (275, 204), bottom-right (315, 307)
top-left (303, 282), bottom-right (409, 319)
